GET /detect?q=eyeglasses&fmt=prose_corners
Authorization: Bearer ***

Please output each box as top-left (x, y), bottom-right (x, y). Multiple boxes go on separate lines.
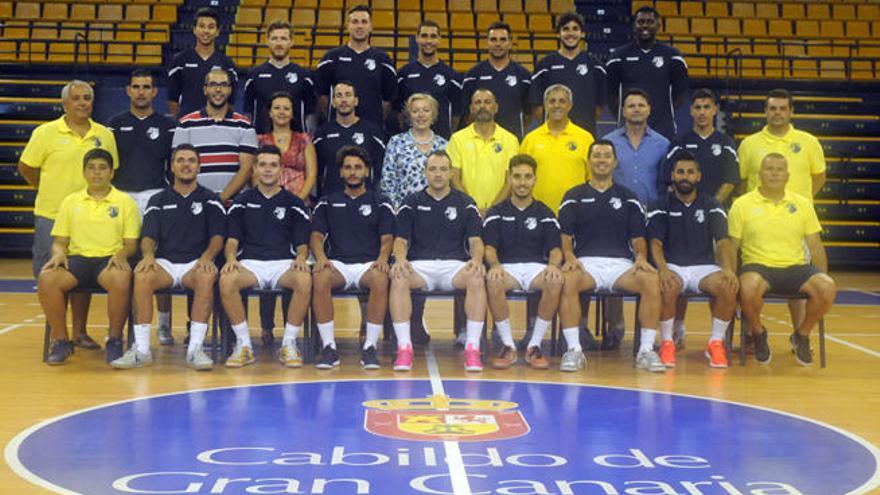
top-left (205, 82), bottom-right (231, 89)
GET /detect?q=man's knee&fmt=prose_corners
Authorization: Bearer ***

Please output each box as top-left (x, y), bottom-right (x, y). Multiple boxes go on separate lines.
top-left (739, 272), bottom-right (766, 300)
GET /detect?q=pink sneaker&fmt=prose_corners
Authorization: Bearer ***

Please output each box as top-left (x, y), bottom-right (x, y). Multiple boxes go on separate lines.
top-left (464, 344), bottom-right (483, 372)
top-left (393, 344), bottom-right (414, 371)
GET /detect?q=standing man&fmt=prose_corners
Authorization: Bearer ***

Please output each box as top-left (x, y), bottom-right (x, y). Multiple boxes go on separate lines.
top-left (113, 144), bottom-right (226, 370)
top-left (172, 69), bottom-right (258, 202)
top-left (730, 154), bottom-right (836, 366)
top-left (521, 84), bottom-right (595, 214)
top-left (19, 80), bottom-right (118, 350)
top-left (396, 20), bottom-right (463, 139)
top-left (557, 140), bottom-right (663, 373)
top-left (462, 22), bottom-right (532, 138)
top-left (390, 151), bottom-right (486, 372)
top-left (647, 151), bottom-right (738, 368)
top-left (530, 12), bottom-right (606, 135)
top-left (606, 6), bottom-right (688, 139)
top-left (313, 81), bottom-right (387, 196)
top-left (314, 4), bottom-right (398, 130)
top-left (242, 20), bottom-right (315, 134)
top-left (166, 7), bottom-right (237, 118)
top-left (218, 145), bottom-right (312, 368)
top-left (484, 154), bottom-right (562, 369)
top-left (311, 146), bottom-right (394, 370)
top-left (447, 89), bottom-right (520, 213)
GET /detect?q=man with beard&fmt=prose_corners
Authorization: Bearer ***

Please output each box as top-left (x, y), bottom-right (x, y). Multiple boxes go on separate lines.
top-left (483, 154), bottom-right (562, 370)
top-left (530, 12), bottom-right (605, 135)
top-left (395, 20), bottom-right (462, 139)
top-left (647, 151), bottom-right (737, 369)
top-left (310, 146), bottom-right (394, 370)
top-left (313, 81), bottom-right (386, 196)
top-left (242, 20), bottom-right (315, 134)
top-left (314, 4), bottom-right (397, 130)
top-left (172, 69), bottom-right (258, 202)
top-left (606, 6), bottom-right (688, 140)
top-left (462, 22), bottom-right (532, 139)
top-left (112, 144), bottom-right (226, 370)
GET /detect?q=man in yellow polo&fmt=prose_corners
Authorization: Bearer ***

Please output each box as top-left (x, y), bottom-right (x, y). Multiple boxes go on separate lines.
top-left (37, 149), bottom-right (140, 366)
top-left (729, 153), bottom-right (836, 367)
top-left (521, 83), bottom-right (594, 213)
top-left (448, 88), bottom-right (519, 214)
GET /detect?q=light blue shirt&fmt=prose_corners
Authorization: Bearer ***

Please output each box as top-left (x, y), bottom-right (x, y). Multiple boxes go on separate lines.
top-left (603, 126), bottom-right (670, 204)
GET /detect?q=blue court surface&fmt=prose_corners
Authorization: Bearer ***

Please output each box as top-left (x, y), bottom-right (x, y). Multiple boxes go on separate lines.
top-left (7, 379), bottom-right (879, 494)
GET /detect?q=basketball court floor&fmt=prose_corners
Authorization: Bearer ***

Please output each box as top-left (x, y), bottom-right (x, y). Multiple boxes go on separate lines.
top-left (0, 258), bottom-right (878, 494)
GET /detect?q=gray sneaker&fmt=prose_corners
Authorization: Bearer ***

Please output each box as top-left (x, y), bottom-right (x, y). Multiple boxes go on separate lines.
top-left (186, 348), bottom-right (214, 371)
top-left (110, 347), bottom-right (153, 369)
top-left (559, 350), bottom-right (586, 372)
top-left (636, 350), bottom-right (667, 373)
top-left (158, 325), bottom-right (174, 346)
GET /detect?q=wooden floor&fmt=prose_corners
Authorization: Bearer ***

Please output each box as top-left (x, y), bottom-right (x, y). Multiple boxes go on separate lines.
top-left (0, 259), bottom-right (878, 493)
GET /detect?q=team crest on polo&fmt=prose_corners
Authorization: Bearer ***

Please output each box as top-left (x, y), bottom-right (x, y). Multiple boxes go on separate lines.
top-left (108, 206), bottom-right (118, 218)
top-left (191, 202), bottom-right (203, 215)
top-left (364, 59), bottom-right (376, 71)
top-left (147, 127), bottom-right (160, 140)
top-left (359, 204), bottom-right (372, 216)
top-left (444, 206), bottom-right (457, 220)
top-left (711, 143), bottom-right (722, 156)
top-left (567, 141), bottom-right (577, 151)
top-left (352, 132), bottom-right (365, 145)
top-left (653, 56), bottom-right (664, 68)
top-left (787, 203), bottom-right (798, 214)
top-left (576, 63), bottom-right (588, 75)
top-left (433, 73), bottom-right (446, 86)
top-left (286, 72), bottom-right (298, 84)
top-left (695, 209), bottom-right (705, 223)
top-left (274, 206), bottom-right (286, 220)
top-left (494, 143), bottom-right (503, 153)
top-left (505, 75), bottom-right (517, 87)
top-left (609, 197), bottom-right (622, 210)
top-left (524, 217), bottom-right (537, 230)
top-left (362, 394), bottom-right (529, 442)
top-left (791, 142), bottom-right (802, 153)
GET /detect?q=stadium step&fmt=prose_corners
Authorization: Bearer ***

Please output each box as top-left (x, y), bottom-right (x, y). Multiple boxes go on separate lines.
top-left (722, 94), bottom-right (880, 115)
top-left (0, 164), bottom-right (26, 186)
top-left (0, 98), bottom-right (63, 120)
top-left (817, 179), bottom-right (880, 201)
top-left (0, 186), bottom-right (35, 207)
top-left (821, 221), bottom-right (880, 243)
top-left (729, 114), bottom-right (880, 137)
top-left (0, 120), bottom-right (44, 142)
top-left (0, 206), bottom-right (33, 229)
top-left (0, 79), bottom-right (68, 99)
top-left (814, 200), bottom-right (880, 222)
top-left (0, 227), bottom-right (32, 254)
top-left (827, 159), bottom-right (880, 180)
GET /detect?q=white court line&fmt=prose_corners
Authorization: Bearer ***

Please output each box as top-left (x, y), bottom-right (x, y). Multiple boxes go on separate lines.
top-left (0, 323), bottom-right (28, 336)
top-left (826, 335), bottom-right (880, 359)
top-left (425, 344), bottom-right (471, 495)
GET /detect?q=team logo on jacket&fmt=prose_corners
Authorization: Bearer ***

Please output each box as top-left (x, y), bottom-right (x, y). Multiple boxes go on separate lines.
top-left (359, 204), bottom-right (372, 216)
top-left (191, 202), bottom-right (203, 215)
top-left (576, 63), bottom-right (588, 76)
top-left (653, 56), bottom-right (664, 68)
top-left (524, 217), bottom-right (537, 230)
top-left (609, 197), bottom-right (622, 210)
top-left (505, 75), bottom-right (517, 87)
top-left (494, 143), bottom-right (503, 153)
top-left (147, 127), bottom-right (160, 140)
top-left (711, 143), bottom-right (722, 156)
top-left (433, 73), bottom-right (446, 86)
top-left (286, 72), bottom-right (298, 84)
top-left (352, 132), bottom-right (365, 145)
top-left (791, 143), bottom-right (802, 153)
top-left (786, 203), bottom-right (798, 214)
top-left (108, 206), bottom-right (118, 218)
top-left (364, 58), bottom-right (376, 71)
top-left (445, 206), bottom-right (457, 220)
top-left (274, 206), bottom-right (286, 220)
top-left (567, 141), bottom-right (577, 151)
top-left (694, 209), bottom-right (705, 223)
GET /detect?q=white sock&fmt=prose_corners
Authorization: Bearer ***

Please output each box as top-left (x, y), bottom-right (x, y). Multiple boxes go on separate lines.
top-left (562, 327), bottom-right (581, 352)
top-left (364, 322), bottom-right (382, 349)
top-left (466, 320), bottom-right (482, 348)
top-left (674, 319), bottom-right (686, 337)
top-left (639, 328), bottom-right (657, 353)
top-left (231, 321), bottom-right (252, 348)
top-left (393, 321), bottom-right (411, 349)
top-left (494, 319), bottom-right (515, 347)
top-left (317, 321), bottom-right (335, 349)
top-left (710, 317), bottom-right (729, 342)
top-left (157, 311), bottom-right (170, 330)
top-left (133, 324), bottom-right (151, 354)
top-left (528, 317), bottom-right (551, 349)
top-left (659, 318), bottom-right (674, 342)
top-left (282, 323), bottom-right (300, 346)
top-left (188, 322), bottom-right (208, 354)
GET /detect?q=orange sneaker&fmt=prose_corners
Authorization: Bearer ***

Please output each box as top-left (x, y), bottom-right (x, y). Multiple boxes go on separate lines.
top-left (491, 346), bottom-right (517, 369)
top-left (658, 340), bottom-right (676, 368)
top-left (525, 346), bottom-right (549, 369)
top-left (705, 339), bottom-right (728, 368)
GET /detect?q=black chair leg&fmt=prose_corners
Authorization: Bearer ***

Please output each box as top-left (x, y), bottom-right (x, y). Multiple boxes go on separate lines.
top-left (819, 318), bottom-right (826, 368)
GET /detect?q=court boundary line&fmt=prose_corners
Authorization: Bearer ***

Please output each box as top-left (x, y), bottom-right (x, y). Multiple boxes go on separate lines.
top-left (5, 377), bottom-right (880, 495)
top-left (826, 334), bottom-right (880, 359)
top-left (425, 344), bottom-right (471, 495)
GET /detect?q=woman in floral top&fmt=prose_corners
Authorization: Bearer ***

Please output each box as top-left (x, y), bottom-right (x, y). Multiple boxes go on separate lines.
top-left (257, 92), bottom-right (317, 202)
top-left (380, 93), bottom-right (448, 208)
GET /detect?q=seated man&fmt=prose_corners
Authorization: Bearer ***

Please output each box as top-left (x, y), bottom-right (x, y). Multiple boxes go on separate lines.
top-left (38, 148), bottom-right (140, 365)
top-left (112, 144), bottom-right (226, 370)
top-left (390, 150), bottom-right (486, 372)
top-left (647, 151), bottom-right (738, 368)
top-left (311, 146), bottom-right (394, 370)
top-left (558, 140), bottom-right (663, 372)
top-left (219, 145), bottom-right (312, 368)
top-left (484, 154), bottom-right (562, 369)
top-left (729, 153), bottom-right (836, 366)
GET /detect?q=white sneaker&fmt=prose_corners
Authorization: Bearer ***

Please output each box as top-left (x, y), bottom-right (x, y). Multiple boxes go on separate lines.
top-left (110, 347), bottom-right (153, 369)
top-left (186, 348), bottom-right (213, 371)
top-left (636, 350), bottom-right (666, 373)
top-left (559, 350), bottom-right (586, 372)
top-left (226, 344), bottom-right (256, 368)
top-left (279, 342), bottom-right (302, 368)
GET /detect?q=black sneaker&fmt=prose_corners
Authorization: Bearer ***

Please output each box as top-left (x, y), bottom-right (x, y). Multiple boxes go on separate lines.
top-left (261, 329), bottom-right (275, 350)
top-left (360, 345), bottom-right (381, 370)
top-left (73, 333), bottom-right (101, 350)
top-left (600, 331), bottom-right (622, 351)
top-left (105, 337), bottom-right (124, 363)
top-left (316, 345), bottom-right (340, 369)
top-left (754, 329), bottom-right (772, 364)
top-left (47, 340), bottom-right (73, 365)
top-left (789, 332), bottom-right (813, 366)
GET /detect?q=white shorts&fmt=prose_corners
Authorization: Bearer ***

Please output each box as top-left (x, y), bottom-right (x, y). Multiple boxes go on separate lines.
top-left (240, 259), bottom-right (291, 290)
top-left (667, 263), bottom-right (721, 294)
top-left (502, 262), bottom-right (545, 290)
top-left (578, 256), bottom-right (633, 292)
top-left (155, 258), bottom-right (198, 289)
top-left (330, 260), bottom-right (373, 290)
top-left (410, 260), bottom-right (467, 291)
top-left (124, 189), bottom-right (162, 217)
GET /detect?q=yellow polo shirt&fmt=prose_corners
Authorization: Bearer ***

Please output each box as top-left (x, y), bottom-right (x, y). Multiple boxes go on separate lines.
top-left (521, 120), bottom-right (594, 213)
top-left (728, 189), bottom-right (822, 268)
top-left (737, 125), bottom-right (825, 202)
top-left (51, 187), bottom-right (140, 257)
top-left (20, 116), bottom-right (119, 219)
top-left (447, 123), bottom-right (520, 209)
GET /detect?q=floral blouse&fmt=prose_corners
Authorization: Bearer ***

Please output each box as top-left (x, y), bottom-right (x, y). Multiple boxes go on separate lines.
top-left (380, 131), bottom-right (448, 208)
top-left (257, 132), bottom-right (312, 196)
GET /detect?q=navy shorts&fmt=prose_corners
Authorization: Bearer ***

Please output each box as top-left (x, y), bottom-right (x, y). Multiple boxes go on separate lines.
top-left (68, 256), bottom-right (111, 289)
top-left (741, 264), bottom-right (821, 295)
